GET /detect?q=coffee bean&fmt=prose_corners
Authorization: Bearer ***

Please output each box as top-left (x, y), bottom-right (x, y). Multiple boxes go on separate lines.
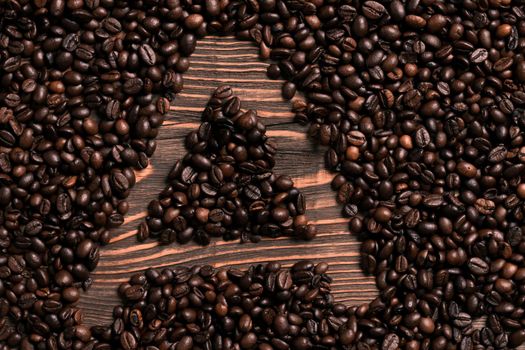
top-left (509, 330), bottom-right (525, 347)
top-left (124, 285), bottom-right (145, 301)
top-left (469, 48), bottom-right (488, 63)
top-left (414, 128), bottom-right (430, 148)
top-left (62, 33), bottom-right (79, 52)
top-left (103, 17), bottom-right (122, 34)
top-left (56, 193), bottom-right (72, 214)
top-left (111, 172), bottom-right (130, 193)
top-left (468, 257), bottom-right (489, 275)
top-left (156, 97), bottom-right (171, 114)
top-left (0, 130), bottom-right (15, 147)
top-left (276, 270), bottom-right (293, 290)
top-left (362, 1), bottom-right (386, 20)
top-left (382, 333), bottom-right (399, 350)
top-left (348, 131), bottom-right (366, 146)
top-left (120, 331), bottom-right (137, 350)
top-left (123, 78), bottom-right (144, 95)
top-left (3, 56), bottom-right (21, 72)
top-left (474, 198), bottom-right (495, 215)
top-left (457, 162), bottom-right (477, 178)
top-left (453, 313), bottom-right (472, 328)
top-left (282, 82), bottom-right (296, 100)
top-left (139, 44), bottom-right (156, 66)
top-left (180, 33), bottom-right (196, 55)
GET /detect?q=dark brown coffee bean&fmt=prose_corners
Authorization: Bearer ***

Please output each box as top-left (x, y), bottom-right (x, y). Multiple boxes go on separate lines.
top-left (103, 17), bottom-right (122, 34)
top-left (382, 333), bottom-right (399, 350)
top-left (0, 130), bottom-right (15, 147)
top-left (111, 172), bottom-right (130, 193)
top-left (488, 146), bottom-right (507, 163)
top-left (139, 44), bottom-right (156, 66)
top-left (120, 331), bottom-right (137, 350)
top-left (362, 1), bottom-right (386, 20)
top-left (469, 48), bottom-right (488, 64)
top-left (276, 270), bottom-right (293, 290)
top-left (414, 128), bottom-right (430, 148)
top-left (123, 78), bottom-right (144, 95)
top-left (453, 313), bottom-right (472, 328)
top-left (282, 82), bottom-right (296, 100)
top-left (124, 286), bottom-right (145, 301)
top-left (457, 162), bottom-right (477, 178)
top-left (468, 257), bottom-right (489, 275)
top-left (62, 33), bottom-right (79, 52)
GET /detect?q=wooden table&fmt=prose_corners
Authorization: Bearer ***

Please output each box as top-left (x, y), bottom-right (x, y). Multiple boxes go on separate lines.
top-left (80, 35), bottom-right (376, 325)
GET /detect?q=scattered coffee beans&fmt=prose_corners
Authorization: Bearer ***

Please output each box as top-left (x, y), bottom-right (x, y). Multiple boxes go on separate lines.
top-left (141, 86), bottom-right (317, 245)
top-left (0, 0), bottom-right (172, 346)
top-left (296, 1), bottom-right (525, 348)
top-left (2, 0), bottom-right (525, 348)
top-left (87, 261), bottom-right (352, 350)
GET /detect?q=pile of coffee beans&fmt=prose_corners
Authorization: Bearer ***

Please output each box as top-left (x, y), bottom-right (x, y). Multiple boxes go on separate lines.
top-left (282, 1), bottom-right (525, 349)
top-left (85, 260), bottom-right (354, 350)
top-left (2, 0), bottom-right (525, 348)
top-left (0, 0), bottom-right (178, 345)
top-left (141, 86), bottom-right (317, 245)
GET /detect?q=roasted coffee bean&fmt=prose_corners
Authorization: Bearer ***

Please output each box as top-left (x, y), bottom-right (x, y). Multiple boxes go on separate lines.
top-left (62, 33), bottom-right (79, 52)
top-left (139, 44), bottom-right (156, 66)
top-left (382, 333), bottom-right (400, 350)
top-left (414, 128), bottom-right (430, 148)
top-left (282, 82), bottom-right (296, 100)
top-left (468, 257), bottom-right (489, 275)
top-left (362, 1), bottom-right (386, 20)
top-left (120, 331), bottom-right (137, 350)
top-left (470, 48), bottom-right (489, 64)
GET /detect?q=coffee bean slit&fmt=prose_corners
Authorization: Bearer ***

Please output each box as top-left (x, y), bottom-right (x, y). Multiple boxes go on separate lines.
top-left (141, 86), bottom-right (317, 246)
top-left (1, 0), bottom-right (525, 349)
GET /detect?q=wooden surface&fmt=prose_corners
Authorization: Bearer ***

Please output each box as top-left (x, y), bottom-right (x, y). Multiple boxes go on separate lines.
top-left (79, 35), bottom-right (376, 325)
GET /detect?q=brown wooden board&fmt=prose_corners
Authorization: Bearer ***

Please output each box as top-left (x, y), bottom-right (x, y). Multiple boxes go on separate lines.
top-left (80, 36), bottom-right (506, 341)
